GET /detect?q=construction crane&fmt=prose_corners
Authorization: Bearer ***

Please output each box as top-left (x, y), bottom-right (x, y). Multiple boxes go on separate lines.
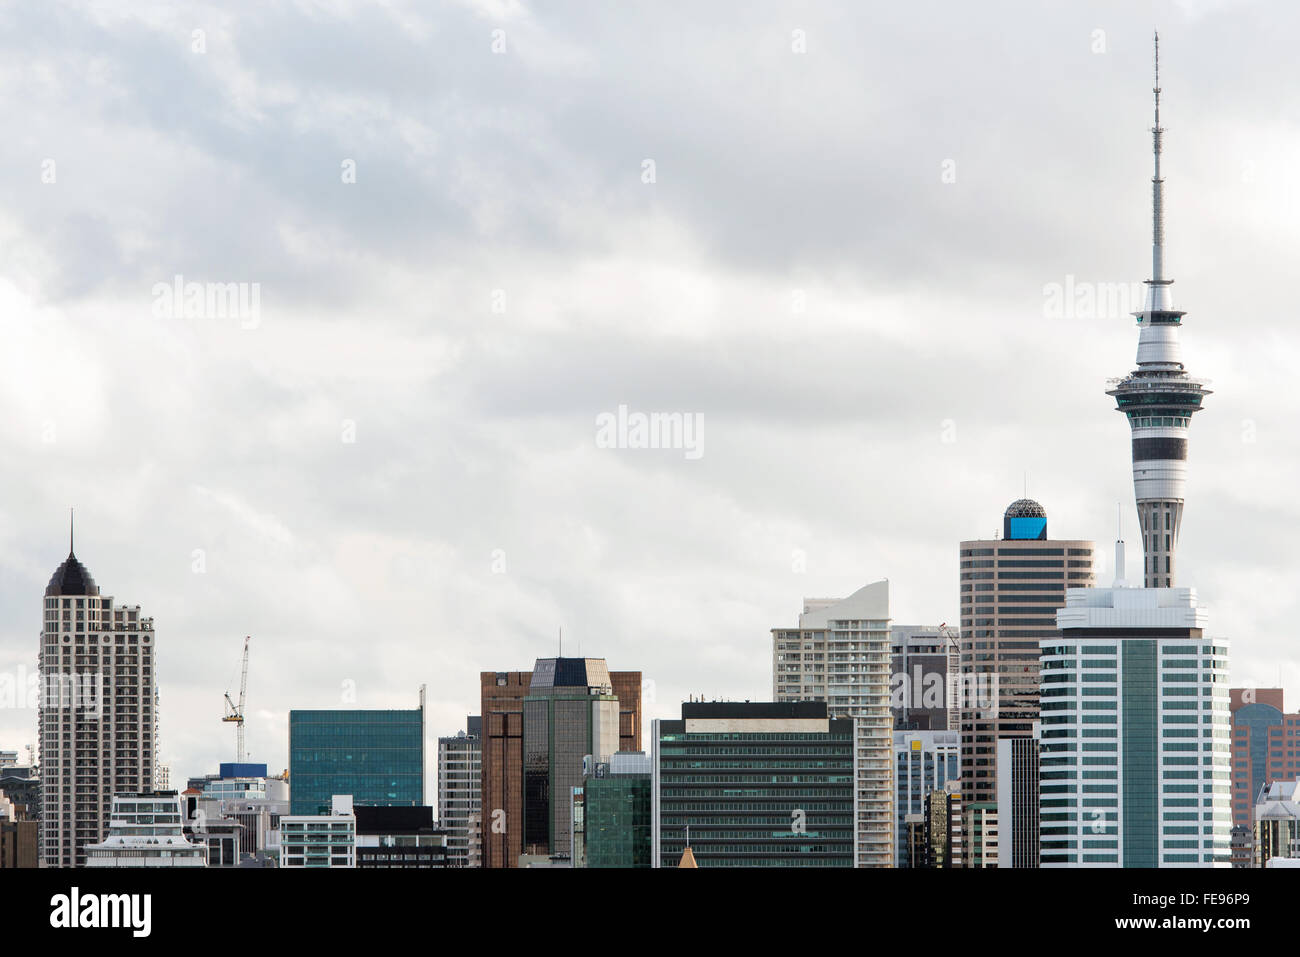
top-left (937, 623), bottom-right (961, 732)
top-left (222, 637), bottom-right (251, 764)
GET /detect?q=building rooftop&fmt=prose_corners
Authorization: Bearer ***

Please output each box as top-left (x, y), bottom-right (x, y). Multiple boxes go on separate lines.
top-left (681, 701), bottom-right (828, 720)
top-left (798, 580), bottom-right (889, 628)
top-left (45, 550), bottom-right (99, 597)
top-left (529, 657), bottom-right (613, 693)
top-left (1056, 585), bottom-right (1209, 632)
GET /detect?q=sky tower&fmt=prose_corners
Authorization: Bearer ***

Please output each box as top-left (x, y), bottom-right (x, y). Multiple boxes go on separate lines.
top-left (1106, 33), bottom-right (1211, 588)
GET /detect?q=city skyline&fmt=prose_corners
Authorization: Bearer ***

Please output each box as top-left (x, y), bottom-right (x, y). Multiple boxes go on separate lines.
top-left (2, 2), bottom-right (1296, 795)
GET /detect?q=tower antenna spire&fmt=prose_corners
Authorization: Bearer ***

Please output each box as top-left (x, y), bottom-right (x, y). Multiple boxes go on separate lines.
top-left (1148, 29), bottom-right (1169, 300)
top-left (69, 508), bottom-right (74, 555)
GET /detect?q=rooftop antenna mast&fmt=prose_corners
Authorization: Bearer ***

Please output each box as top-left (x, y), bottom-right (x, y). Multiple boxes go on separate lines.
top-left (1150, 29), bottom-right (1169, 296)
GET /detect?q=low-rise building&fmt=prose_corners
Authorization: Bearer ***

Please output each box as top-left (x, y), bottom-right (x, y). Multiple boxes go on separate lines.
top-left (355, 806), bottom-right (448, 867)
top-left (0, 790), bottom-right (38, 868)
top-left (84, 792), bottom-right (208, 867)
top-left (278, 794), bottom-right (356, 868)
top-left (1253, 781), bottom-right (1300, 868)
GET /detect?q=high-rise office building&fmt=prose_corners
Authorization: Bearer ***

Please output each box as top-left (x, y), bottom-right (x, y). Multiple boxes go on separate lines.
top-left (1038, 543), bottom-right (1231, 867)
top-left (480, 663), bottom-right (641, 867)
top-left (996, 733), bottom-right (1041, 868)
top-left (1105, 33), bottom-right (1211, 590)
top-left (772, 580), bottom-right (893, 866)
top-left (891, 624), bottom-right (960, 731)
top-left (523, 658), bottom-right (622, 860)
top-left (893, 730), bottom-right (959, 867)
top-left (652, 701), bottom-right (854, 868)
top-left (480, 671), bottom-right (529, 868)
top-left (437, 716), bottom-right (481, 867)
top-left (1228, 689), bottom-right (1300, 832)
top-left (959, 500), bottom-right (1095, 809)
top-left (288, 694), bottom-right (425, 815)
top-left (39, 529), bottom-right (159, 866)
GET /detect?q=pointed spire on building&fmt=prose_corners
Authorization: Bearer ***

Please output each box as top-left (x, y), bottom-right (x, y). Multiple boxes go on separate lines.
top-left (1145, 29), bottom-right (1172, 312)
top-left (678, 825), bottom-right (697, 867)
top-left (69, 507), bottom-right (75, 556)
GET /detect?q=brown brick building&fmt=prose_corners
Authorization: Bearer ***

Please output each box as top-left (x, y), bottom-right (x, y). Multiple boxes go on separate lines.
top-left (480, 662), bottom-right (641, 868)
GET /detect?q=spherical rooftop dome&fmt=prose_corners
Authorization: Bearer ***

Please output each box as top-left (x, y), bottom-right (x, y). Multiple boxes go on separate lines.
top-left (1004, 498), bottom-right (1046, 520)
top-left (1003, 499), bottom-right (1048, 540)
top-left (45, 552), bottom-right (100, 597)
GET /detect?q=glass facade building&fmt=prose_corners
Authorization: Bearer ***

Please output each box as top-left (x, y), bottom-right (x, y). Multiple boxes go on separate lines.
top-left (893, 731), bottom-right (959, 867)
top-left (288, 707), bottom-right (424, 816)
top-left (652, 702), bottom-right (854, 868)
top-left (582, 753), bottom-right (652, 868)
top-left (522, 658), bottom-right (621, 860)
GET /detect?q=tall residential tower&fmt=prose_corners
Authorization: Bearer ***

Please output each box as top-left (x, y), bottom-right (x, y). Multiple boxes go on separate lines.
top-left (772, 581), bottom-right (894, 866)
top-left (1105, 32), bottom-right (1211, 588)
top-left (39, 526), bottom-right (159, 866)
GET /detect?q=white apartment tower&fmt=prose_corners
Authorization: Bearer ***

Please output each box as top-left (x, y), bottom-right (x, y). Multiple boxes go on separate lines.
top-left (437, 716), bottom-right (482, 867)
top-left (772, 580), bottom-right (893, 866)
top-left (39, 525), bottom-right (158, 866)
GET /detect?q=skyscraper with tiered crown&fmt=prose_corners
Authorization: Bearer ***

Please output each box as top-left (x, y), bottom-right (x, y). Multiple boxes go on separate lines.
top-left (1106, 31), bottom-right (1211, 588)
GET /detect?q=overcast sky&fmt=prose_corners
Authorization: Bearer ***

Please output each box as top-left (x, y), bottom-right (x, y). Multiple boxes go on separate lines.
top-left (1, 0), bottom-right (1297, 796)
